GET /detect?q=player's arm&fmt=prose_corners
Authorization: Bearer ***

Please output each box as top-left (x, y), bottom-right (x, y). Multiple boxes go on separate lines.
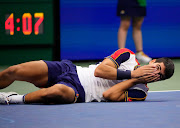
top-left (94, 48), bottom-right (132, 80)
top-left (103, 79), bottom-right (138, 101)
top-left (94, 58), bottom-right (117, 80)
top-left (103, 74), bottom-right (160, 102)
top-left (94, 48), bottom-right (156, 80)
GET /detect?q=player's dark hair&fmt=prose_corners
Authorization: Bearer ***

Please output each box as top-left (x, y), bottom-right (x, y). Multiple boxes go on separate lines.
top-left (155, 57), bottom-right (174, 80)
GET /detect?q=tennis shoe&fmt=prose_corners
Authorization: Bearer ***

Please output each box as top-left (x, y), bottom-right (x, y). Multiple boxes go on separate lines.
top-left (0, 92), bottom-right (19, 105)
top-left (136, 51), bottom-right (152, 64)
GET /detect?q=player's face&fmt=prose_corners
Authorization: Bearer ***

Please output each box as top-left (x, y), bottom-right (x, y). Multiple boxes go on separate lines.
top-left (149, 59), bottom-right (166, 80)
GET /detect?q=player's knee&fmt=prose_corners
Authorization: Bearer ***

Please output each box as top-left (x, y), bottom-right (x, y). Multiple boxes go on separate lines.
top-left (42, 85), bottom-right (74, 104)
top-left (5, 65), bottom-right (21, 78)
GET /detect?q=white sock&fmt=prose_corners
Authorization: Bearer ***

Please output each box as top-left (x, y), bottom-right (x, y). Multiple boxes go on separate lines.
top-left (8, 95), bottom-right (25, 104)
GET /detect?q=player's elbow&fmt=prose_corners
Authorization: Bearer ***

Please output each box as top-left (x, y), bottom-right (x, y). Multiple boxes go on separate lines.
top-left (94, 67), bottom-right (103, 77)
top-left (103, 90), bottom-right (125, 102)
top-left (103, 91), bottom-right (110, 100)
top-left (103, 91), bottom-right (122, 102)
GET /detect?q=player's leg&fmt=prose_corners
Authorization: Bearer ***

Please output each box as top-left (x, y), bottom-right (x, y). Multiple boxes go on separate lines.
top-left (24, 84), bottom-right (75, 104)
top-left (0, 60), bottom-right (48, 89)
top-left (118, 16), bottom-right (131, 48)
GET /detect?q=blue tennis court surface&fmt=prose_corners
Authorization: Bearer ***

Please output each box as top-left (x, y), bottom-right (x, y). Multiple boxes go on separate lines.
top-left (0, 91), bottom-right (180, 128)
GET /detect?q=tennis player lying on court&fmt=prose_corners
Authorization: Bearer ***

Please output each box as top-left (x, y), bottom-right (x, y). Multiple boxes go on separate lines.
top-left (0, 48), bottom-right (174, 104)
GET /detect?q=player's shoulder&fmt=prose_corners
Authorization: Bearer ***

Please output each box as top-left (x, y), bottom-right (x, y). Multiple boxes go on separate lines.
top-left (114, 48), bottom-right (135, 55)
top-left (110, 48), bottom-right (135, 62)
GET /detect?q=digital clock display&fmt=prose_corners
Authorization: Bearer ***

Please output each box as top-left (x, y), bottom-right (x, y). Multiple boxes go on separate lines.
top-left (0, 0), bottom-right (54, 45)
top-left (5, 13), bottom-right (44, 35)
top-left (0, 0), bottom-right (60, 65)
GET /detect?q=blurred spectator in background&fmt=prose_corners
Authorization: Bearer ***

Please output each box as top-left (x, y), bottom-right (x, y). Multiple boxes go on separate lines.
top-left (117, 0), bottom-right (152, 63)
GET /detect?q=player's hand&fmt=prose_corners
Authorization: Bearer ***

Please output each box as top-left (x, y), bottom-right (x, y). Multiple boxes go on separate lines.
top-left (131, 65), bottom-right (157, 78)
top-left (136, 73), bottom-right (160, 84)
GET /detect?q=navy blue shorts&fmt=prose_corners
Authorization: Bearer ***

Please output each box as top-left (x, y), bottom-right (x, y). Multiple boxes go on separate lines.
top-left (43, 60), bottom-right (85, 103)
top-left (124, 89), bottom-right (147, 102)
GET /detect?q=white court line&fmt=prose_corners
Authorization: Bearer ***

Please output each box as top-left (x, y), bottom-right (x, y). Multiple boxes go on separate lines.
top-left (149, 90), bottom-right (180, 93)
top-left (0, 117), bottom-right (15, 123)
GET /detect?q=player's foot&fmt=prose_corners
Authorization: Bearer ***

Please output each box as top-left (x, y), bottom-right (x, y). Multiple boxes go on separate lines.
top-left (0, 92), bottom-right (19, 105)
top-left (136, 51), bottom-right (152, 64)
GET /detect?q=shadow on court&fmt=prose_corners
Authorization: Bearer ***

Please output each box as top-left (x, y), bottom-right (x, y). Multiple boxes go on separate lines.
top-left (0, 91), bottom-right (180, 128)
